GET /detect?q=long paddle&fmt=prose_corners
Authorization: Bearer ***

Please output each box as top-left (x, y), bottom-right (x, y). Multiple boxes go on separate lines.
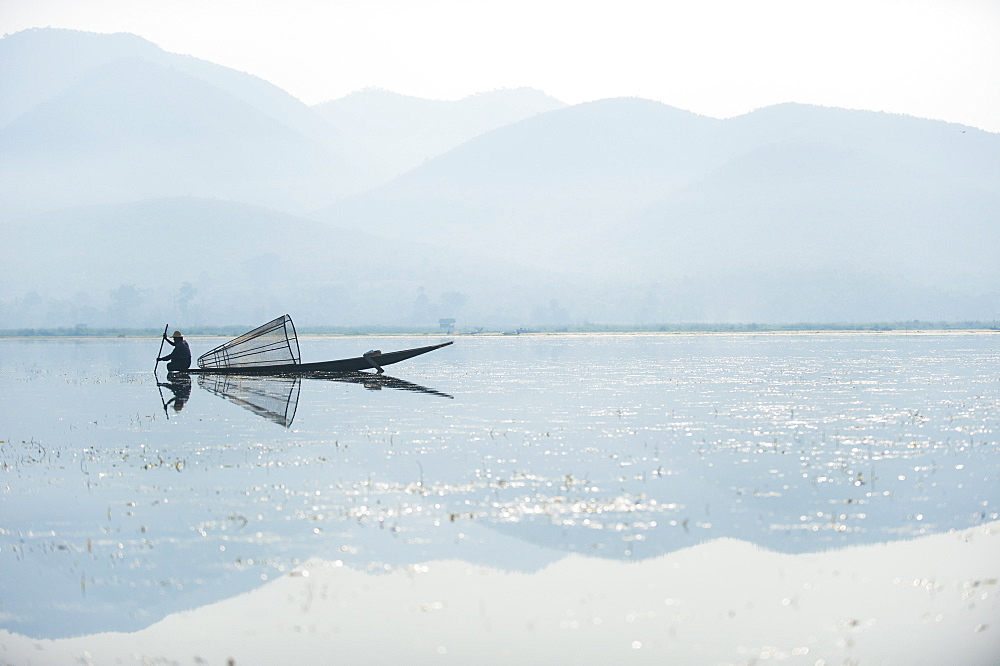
top-left (155, 379), bottom-right (170, 420)
top-left (154, 324), bottom-right (168, 375)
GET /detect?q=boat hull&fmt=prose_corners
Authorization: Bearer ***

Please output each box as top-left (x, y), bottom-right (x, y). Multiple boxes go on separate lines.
top-left (186, 341), bottom-right (454, 375)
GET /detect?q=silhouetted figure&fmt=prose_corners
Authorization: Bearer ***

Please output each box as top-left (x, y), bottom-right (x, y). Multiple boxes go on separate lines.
top-left (158, 330), bottom-right (192, 372)
top-left (158, 373), bottom-right (192, 412)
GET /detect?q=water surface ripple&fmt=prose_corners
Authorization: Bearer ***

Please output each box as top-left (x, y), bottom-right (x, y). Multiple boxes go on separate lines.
top-left (1, 332), bottom-right (997, 641)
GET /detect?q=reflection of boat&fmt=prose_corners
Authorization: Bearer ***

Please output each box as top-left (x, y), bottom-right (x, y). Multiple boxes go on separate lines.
top-left (197, 372), bottom-right (452, 427)
top-left (198, 374), bottom-right (301, 427)
top-left (305, 371), bottom-right (454, 399)
top-left (189, 314), bottom-right (453, 375)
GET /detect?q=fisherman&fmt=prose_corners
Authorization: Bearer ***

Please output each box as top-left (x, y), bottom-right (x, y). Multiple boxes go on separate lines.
top-left (158, 330), bottom-right (192, 372)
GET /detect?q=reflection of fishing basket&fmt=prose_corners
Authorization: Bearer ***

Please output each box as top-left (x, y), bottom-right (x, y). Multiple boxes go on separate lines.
top-left (198, 374), bottom-right (301, 428)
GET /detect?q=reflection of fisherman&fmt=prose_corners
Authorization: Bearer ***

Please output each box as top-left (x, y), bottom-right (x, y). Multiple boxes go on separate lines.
top-left (158, 331), bottom-right (191, 372)
top-left (158, 373), bottom-right (192, 412)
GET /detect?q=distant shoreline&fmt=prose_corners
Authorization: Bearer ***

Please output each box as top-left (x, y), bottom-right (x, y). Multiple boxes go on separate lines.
top-left (2, 320), bottom-right (998, 338)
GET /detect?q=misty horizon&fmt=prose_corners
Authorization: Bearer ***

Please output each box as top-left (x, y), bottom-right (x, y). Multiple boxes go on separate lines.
top-left (1, 28), bottom-right (998, 330)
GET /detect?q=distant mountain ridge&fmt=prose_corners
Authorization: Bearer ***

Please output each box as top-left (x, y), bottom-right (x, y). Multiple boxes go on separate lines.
top-left (314, 87), bottom-right (566, 177)
top-left (0, 29), bottom-right (561, 215)
top-left (0, 28), bottom-right (161, 128)
top-left (320, 97), bottom-right (999, 268)
top-left (0, 28), bottom-right (341, 148)
top-left (317, 97), bottom-right (1000, 321)
top-left (2, 28), bottom-right (997, 327)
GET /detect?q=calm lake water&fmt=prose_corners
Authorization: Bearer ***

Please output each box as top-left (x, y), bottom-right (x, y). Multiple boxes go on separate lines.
top-left (1, 332), bottom-right (998, 664)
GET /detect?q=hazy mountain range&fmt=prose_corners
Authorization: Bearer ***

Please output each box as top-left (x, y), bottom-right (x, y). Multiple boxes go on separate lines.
top-left (2, 28), bottom-right (998, 328)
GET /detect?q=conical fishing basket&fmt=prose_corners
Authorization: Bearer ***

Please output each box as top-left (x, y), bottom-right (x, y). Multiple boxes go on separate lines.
top-left (197, 314), bottom-right (301, 369)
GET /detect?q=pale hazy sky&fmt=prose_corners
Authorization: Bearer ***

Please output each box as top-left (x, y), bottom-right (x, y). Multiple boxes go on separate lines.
top-left (2, 0), bottom-right (999, 132)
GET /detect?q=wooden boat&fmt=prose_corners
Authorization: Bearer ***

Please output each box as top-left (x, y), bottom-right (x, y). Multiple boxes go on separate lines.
top-left (160, 315), bottom-right (454, 376)
top-left (188, 341), bottom-right (453, 376)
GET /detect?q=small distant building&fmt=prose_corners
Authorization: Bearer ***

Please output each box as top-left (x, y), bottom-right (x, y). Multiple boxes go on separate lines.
top-left (439, 318), bottom-right (456, 334)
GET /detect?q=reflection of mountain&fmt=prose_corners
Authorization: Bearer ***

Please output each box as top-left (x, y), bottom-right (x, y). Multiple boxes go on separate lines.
top-left (6, 449), bottom-right (993, 639)
top-left (197, 372), bottom-right (453, 427)
top-left (6, 523), bottom-right (996, 665)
